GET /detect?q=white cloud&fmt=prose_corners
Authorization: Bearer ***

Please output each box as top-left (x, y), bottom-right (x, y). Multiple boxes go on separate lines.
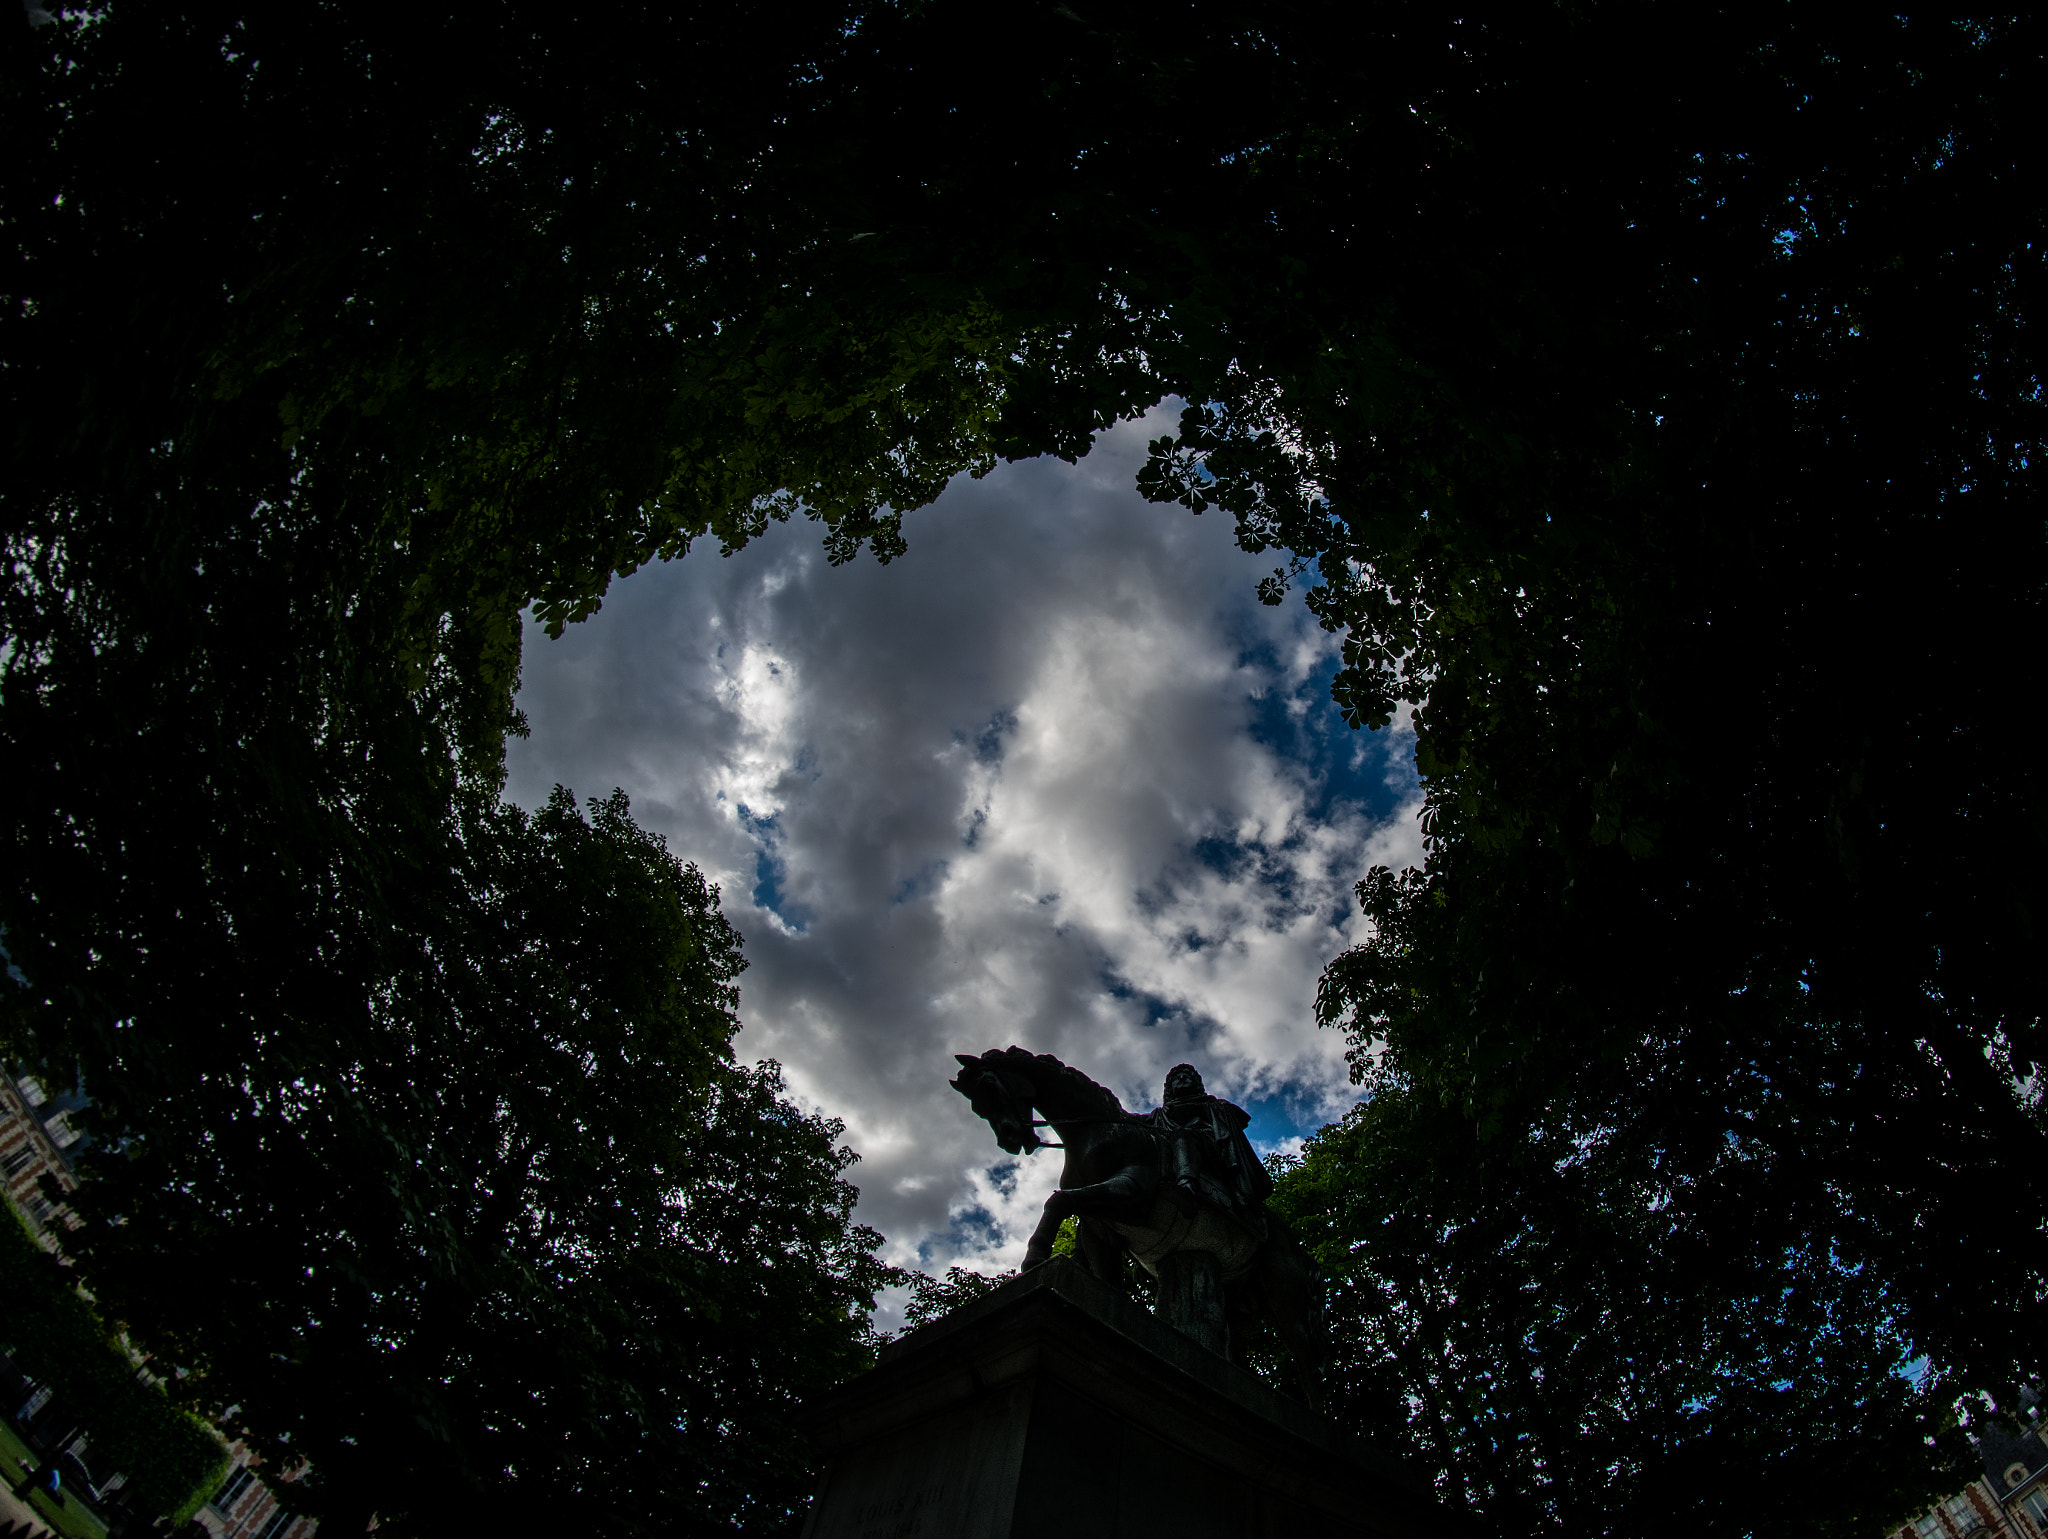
top-left (506, 407), bottom-right (1422, 1312)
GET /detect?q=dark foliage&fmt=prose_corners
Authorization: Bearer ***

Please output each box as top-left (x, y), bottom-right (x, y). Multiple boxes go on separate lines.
top-left (901, 1266), bottom-right (1015, 1334)
top-left (3, 7), bottom-right (922, 1530)
top-left (1223, 4), bottom-right (2047, 1412)
top-left (1159, 12), bottom-right (2046, 1528)
top-left (4, 4), bottom-right (2041, 1536)
top-left (1267, 1077), bottom-right (1957, 1539)
top-left (0, 1206), bottom-right (226, 1519)
top-left (25, 791), bottom-right (894, 1536)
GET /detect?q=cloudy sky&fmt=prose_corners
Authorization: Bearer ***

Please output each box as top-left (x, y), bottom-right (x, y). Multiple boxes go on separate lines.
top-left (504, 405), bottom-right (1422, 1305)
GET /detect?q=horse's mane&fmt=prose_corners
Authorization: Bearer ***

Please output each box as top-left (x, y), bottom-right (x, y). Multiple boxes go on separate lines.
top-left (983, 1045), bottom-right (1131, 1120)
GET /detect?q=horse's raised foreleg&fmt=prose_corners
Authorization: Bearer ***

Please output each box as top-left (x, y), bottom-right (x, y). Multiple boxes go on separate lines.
top-left (1021, 1202), bottom-right (1067, 1271)
top-left (1077, 1215), bottom-right (1132, 1296)
top-left (1022, 1164), bottom-right (1160, 1270)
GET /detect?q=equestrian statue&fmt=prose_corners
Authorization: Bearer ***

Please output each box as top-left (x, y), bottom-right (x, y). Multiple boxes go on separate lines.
top-left (950, 1047), bottom-right (1326, 1407)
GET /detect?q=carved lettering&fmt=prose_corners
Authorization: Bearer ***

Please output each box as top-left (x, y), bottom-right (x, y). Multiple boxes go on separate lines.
top-left (849, 1478), bottom-right (947, 1538)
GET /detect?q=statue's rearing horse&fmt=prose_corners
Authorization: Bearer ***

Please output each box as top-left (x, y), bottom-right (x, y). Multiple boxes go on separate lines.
top-left (950, 1046), bottom-right (1325, 1407)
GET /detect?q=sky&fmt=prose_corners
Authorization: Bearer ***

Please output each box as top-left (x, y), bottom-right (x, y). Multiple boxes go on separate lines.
top-left (504, 404), bottom-right (1423, 1308)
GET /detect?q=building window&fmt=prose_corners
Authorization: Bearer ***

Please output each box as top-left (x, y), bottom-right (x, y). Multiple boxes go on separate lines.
top-left (255, 1505), bottom-right (298, 1539)
top-left (2022, 1491), bottom-right (2048, 1530)
top-left (1917, 1514), bottom-right (1948, 1539)
top-left (1, 1145), bottom-right (32, 1178)
top-left (14, 1078), bottom-right (46, 1108)
top-left (211, 1465), bottom-right (256, 1514)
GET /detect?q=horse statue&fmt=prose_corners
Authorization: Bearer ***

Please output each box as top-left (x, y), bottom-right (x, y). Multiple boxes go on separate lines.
top-left (950, 1046), bottom-right (1325, 1407)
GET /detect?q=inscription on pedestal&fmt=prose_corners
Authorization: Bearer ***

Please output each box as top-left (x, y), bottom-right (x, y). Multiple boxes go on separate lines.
top-left (1155, 1249), bottom-right (1228, 1355)
top-left (846, 1478), bottom-right (947, 1539)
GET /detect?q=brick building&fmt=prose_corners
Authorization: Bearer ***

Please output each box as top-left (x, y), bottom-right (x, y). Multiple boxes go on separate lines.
top-left (1887, 1403), bottom-right (2048, 1539)
top-left (195, 1448), bottom-right (316, 1539)
top-left (0, 1071), bottom-right (84, 1239)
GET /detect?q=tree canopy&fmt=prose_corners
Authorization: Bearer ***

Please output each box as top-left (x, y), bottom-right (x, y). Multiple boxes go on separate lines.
top-left (27, 787), bottom-right (895, 1535)
top-left (1264, 1071), bottom-right (1953, 1539)
top-left (1195, 10), bottom-right (2045, 1520)
top-left (0, 1204), bottom-right (227, 1522)
top-left (1226, 3), bottom-right (2046, 1421)
top-left (4, 3), bottom-right (2041, 1535)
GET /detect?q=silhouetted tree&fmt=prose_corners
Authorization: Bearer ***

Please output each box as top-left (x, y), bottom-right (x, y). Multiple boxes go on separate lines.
top-left (1265, 1072), bottom-right (1955, 1539)
top-left (44, 790), bottom-right (894, 1535)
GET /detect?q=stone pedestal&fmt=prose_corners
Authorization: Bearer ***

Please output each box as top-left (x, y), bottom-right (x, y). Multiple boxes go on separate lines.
top-left (798, 1257), bottom-right (1455, 1539)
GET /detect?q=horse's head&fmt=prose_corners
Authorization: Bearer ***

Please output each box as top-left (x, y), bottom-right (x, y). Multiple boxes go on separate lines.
top-left (950, 1049), bottom-right (1046, 1155)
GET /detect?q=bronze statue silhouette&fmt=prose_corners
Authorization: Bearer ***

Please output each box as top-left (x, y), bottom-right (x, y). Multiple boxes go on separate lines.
top-left (950, 1046), bottom-right (1326, 1407)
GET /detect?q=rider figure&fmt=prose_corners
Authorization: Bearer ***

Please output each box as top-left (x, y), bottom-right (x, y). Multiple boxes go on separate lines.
top-left (1152, 1063), bottom-right (1271, 1229)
